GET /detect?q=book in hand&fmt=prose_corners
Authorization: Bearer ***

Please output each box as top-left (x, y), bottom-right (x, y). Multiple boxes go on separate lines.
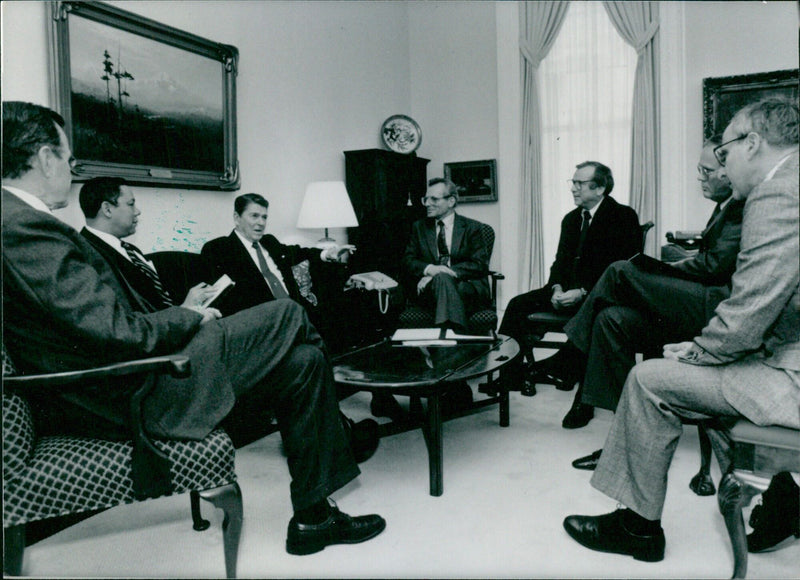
top-left (200, 274), bottom-right (235, 308)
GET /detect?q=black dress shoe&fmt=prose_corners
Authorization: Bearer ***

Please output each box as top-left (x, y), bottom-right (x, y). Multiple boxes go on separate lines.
top-left (562, 403), bottom-right (594, 429)
top-left (521, 376), bottom-right (537, 397)
top-left (341, 414), bottom-right (380, 463)
top-left (286, 501), bottom-right (386, 555)
top-left (563, 509), bottom-right (665, 562)
top-left (572, 449), bottom-right (602, 470)
top-left (370, 393), bottom-right (407, 422)
top-left (747, 471), bottom-right (800, 553)
top-left (531, 368), bottom-right (575, 391)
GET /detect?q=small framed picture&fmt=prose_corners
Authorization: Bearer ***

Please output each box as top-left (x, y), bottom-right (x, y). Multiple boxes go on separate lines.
top-left (444, 159), bottom-right (497, 203)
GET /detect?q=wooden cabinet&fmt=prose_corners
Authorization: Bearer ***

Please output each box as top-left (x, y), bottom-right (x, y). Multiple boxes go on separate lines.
top-left (344, 149), bottom-right (429, 280)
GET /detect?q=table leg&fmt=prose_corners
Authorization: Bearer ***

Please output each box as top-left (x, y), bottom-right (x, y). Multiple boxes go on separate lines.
top-left (499, 383), bottom-right (509, 427)
top-left (426, 393), bottom-right (444, 496)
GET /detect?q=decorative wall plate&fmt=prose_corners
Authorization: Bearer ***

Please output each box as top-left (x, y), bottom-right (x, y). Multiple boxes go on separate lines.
top-left (381, 114), bottom-right (422, 154)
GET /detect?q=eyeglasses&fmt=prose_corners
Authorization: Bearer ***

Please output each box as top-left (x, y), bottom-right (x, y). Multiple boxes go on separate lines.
top-left (713, 135), bottom-right (747, 167)
top-left (568, 179), bottom-right (595, 188)
top-left (421, 195), bottom-right (453, 204)
top-left (696, 164), bottom-right (716, 178)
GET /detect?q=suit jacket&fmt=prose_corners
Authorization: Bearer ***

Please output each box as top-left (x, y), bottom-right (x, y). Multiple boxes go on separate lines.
top-left (547, 196), bottom-right (641, 292)
top-left (2, 188), bottom-right (204, 434)
top-left (80, 228), bottom-right (172, 311)
top-left (694, 152), bottom-right (800, 374)
top-left (669, 198), bottom-right (744, 285)
top-left (402, 213), bottom-right (491, 302)
top-left (201, 232), bottom-right (321, 317)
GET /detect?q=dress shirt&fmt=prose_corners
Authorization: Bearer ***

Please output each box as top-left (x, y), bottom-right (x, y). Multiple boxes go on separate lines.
top-left (233, 230), bottom-right (289, 295)
top-left (582, 196), bottom-right (604, 220)
top-left (424, 212), bottom-right (456, 276)
top-left (83, 225), bottom-right (160, 271)
top-left (3, 186), bottom-right (54, 215)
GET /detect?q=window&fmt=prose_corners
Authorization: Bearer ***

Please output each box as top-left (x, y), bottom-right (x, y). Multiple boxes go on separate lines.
top-left (538, 2), bottom-right (636, 264)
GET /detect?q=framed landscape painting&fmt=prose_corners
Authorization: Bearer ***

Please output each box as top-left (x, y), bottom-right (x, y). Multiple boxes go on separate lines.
top-left (703, 69), bottom-right (798, 141)
top-left (49, 1), bottom-right (240, 189)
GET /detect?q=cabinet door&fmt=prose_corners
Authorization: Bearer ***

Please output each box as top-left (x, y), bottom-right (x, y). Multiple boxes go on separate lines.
top-left (345, 149), bottom-right (428, 280)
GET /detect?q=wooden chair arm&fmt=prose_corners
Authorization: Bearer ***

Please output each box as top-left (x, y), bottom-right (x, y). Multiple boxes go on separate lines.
top-left (3, 355), bottom-right (191, 389)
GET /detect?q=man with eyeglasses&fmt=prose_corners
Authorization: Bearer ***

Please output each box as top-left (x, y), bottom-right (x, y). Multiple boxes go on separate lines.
top-left (555, 137), bottom-right (744, 472)
top-left (402, 177), bottom-right (491, 333)
top-left (563, 98), bottom-right (799, 563)
top-left (496, 161), bottom-right (640, 396)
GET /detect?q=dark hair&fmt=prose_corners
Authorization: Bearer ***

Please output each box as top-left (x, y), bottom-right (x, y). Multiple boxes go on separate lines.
top-left (79, 177), bottom-right (128, 219)
top-left (234, 193), bottom-right (269, 215)
top-left (428, 177), bottom-right (459, 201)
top-left (2, 101), bottom-right (66, 179)
top-left (729, 98), bottom-right (799, 148)
top-left (576, 161), bottom-right (614, 196)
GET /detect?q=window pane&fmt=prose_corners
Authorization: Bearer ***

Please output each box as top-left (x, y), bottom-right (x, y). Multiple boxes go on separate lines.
top-left (539, 2), bottom-right (636, 268)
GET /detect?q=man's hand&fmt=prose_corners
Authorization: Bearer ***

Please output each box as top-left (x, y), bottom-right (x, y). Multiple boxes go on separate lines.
top-left (663, 341), bottom-right (693, 360)
top-left (182, 282), bottom-right (216, 309)
top-left (417, 275), bottom-right (432, 294)
top-left (182, 304), bottom-right (222, 325)
top-left (425, 264), bottom-right (457, 278)
top-left (322, 244), bottom-right (356, 263)
top-left (552, 288), bottom-right (583, 309)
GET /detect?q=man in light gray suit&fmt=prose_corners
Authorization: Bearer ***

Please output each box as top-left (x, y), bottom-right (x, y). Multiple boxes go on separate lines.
top-left (2, 101), bottom-right (385, 556)
top-left (562, 98), bottom-right (799, 562)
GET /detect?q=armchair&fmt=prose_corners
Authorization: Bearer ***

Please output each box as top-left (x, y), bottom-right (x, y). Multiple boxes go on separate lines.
top-left (3, 347), bottom-right (243, 578)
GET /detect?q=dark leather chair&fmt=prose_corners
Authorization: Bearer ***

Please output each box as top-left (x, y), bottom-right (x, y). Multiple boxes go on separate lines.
top-left (397, 222), bottom-right (503, 334)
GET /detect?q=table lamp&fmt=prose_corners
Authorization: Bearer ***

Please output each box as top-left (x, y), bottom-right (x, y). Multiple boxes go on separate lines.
top-left (296, 181), bottom-right (359, 247)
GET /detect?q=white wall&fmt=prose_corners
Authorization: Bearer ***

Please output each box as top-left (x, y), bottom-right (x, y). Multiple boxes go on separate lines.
top-left (2, 0), bottom-right (412, 251)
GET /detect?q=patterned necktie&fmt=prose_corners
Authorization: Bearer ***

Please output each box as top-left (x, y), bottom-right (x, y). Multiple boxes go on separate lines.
top-left (253, 242), bottom-right (289, 300)
top-left (120, 241), bottom-right (174, 307)
top-left (436, 220), bottom-right (450, 266)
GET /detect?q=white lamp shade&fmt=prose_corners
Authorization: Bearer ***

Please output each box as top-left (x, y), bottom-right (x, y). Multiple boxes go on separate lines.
top-left (296, 181), bottom-right (359, 230)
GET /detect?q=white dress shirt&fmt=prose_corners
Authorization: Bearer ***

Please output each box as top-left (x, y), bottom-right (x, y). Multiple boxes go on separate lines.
top-left (233, 230), bottom-right (289, 295)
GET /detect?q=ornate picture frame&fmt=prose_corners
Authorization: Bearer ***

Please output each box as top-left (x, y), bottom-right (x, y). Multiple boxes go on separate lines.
top-left (49, 1), bottom-right (240, 189)
top-left (703, 68), bottom-right (798, 141)
top-left (444, 159), bottom-right (497, 203)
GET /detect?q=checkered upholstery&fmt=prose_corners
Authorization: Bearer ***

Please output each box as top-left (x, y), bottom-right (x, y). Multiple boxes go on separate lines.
top-left (2, 346), bottom-right (237, 529)
top-left (398, 222), bottom-right (500, 333)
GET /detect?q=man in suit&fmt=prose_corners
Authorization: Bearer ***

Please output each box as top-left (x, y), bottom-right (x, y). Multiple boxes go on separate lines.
top-left (2, 101), bottom-right (386, 556)
top-left (201, 193), bottom-right (351, 334)
top-left (497, 161), bottom-right (641, 395)
top-left (554, 137), bottom-right (745, 441)
top-left (402, 177), bottom-right (491, 332)
top-left (563, 98), bottom-right (799, 563)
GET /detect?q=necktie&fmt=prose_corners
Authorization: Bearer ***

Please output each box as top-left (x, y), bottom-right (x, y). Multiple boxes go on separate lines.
top-left (436, 220), bottom-right (450, 265)
top-left (571, 210), bottom-right (592, 288)
top-left (253, 242), bottom-right (289, 300)
top-left (120, 241), bottom-right (174, 307)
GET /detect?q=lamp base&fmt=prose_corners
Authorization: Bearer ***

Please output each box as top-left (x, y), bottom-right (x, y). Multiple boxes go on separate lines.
top-left (315, 236), bottom-right (337, 249)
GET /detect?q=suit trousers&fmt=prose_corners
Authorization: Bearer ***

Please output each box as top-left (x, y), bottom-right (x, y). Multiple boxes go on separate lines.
top-left (418, 273), bottom-right (480, 329)
top-left (146, 300), bottom-right (359, 511)
top-left (590, 356), bottom-right (797, 521)
top-left (497, 286), bottom-right (578, 381)
top-left (565, 261), bottom-right (714, 411)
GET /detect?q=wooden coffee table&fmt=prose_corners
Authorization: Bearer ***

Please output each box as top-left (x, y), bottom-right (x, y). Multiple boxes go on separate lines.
top-left (333, 335), bottom-right (519, 496)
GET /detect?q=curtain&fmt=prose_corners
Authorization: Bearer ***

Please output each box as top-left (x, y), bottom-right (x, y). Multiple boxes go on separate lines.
top-left (603, 1), bottom-right (660, 255)
top-left (519, 1), bottom-right (571, 290)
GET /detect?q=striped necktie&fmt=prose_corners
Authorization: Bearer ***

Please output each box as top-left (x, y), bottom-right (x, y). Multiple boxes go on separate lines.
top-left (120, 241), bottom-right (174, 307)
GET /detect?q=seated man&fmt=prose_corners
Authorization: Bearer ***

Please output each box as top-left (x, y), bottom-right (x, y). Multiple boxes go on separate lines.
top-left (563, 98), bottom-right (799, 563)
top-left (550, 137), bottom-right (745, 440)
top-left (2, 101), bottom-right (385, 556)
top-left (402, 177), bottom-right (491, 332)
top-left (201, 192), bottom-right (353, 350)
top-left (77, 178), bottom-right (377, 459)
top-left (498, 161), bottom-right (641, 395)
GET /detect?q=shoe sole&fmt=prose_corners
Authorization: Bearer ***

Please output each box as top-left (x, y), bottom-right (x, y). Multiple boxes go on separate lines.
top-left (286, 520), bottom-right (387, 556)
